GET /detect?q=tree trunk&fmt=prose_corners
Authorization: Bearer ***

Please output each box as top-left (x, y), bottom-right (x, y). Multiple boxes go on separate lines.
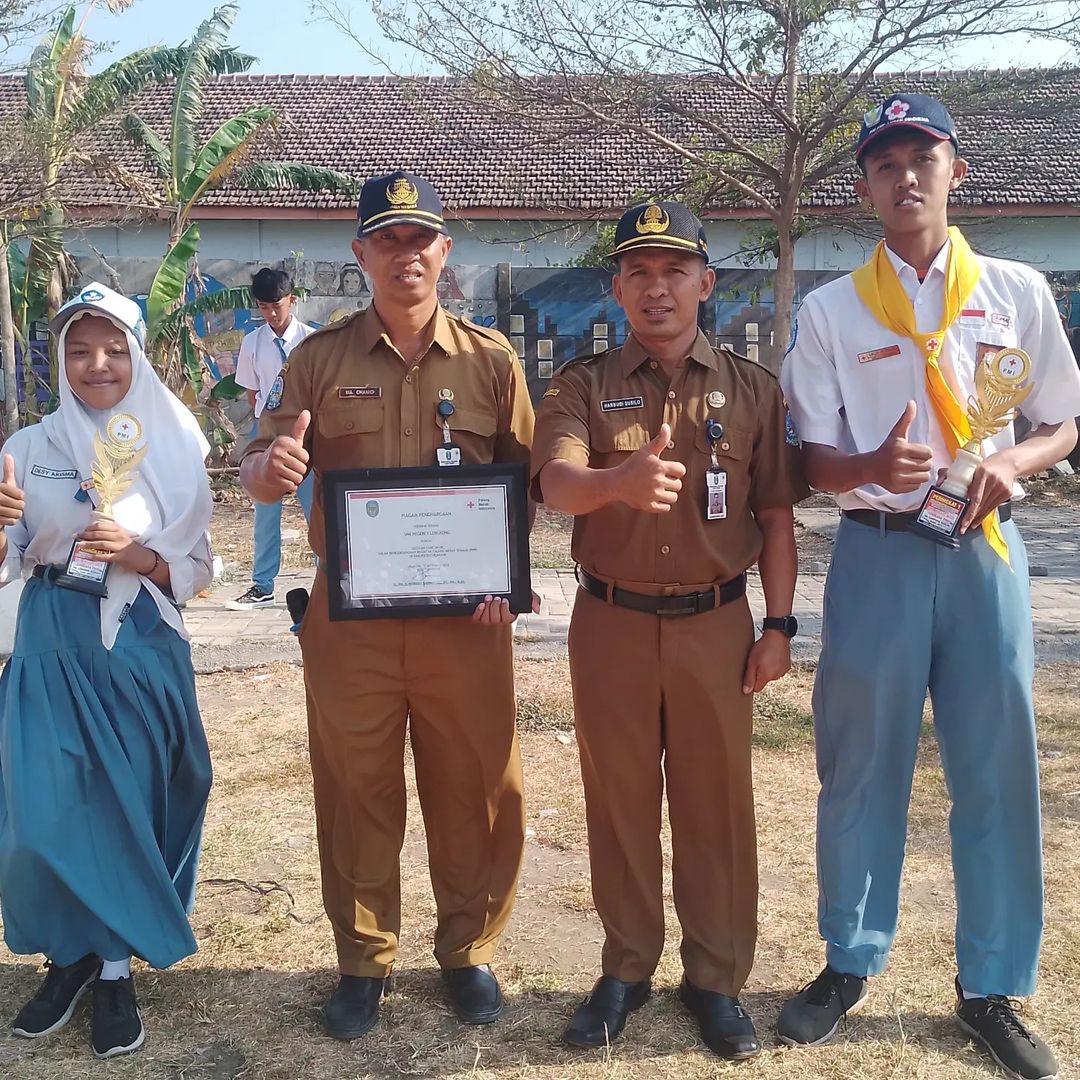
top-left (768, 216), bottom-right (797, 374)
top-left (0, 236), bottom-right (18, 437)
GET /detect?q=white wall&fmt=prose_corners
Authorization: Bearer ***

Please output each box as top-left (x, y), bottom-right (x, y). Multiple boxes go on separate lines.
top-left (66, 213), bottom-right (1080, 273)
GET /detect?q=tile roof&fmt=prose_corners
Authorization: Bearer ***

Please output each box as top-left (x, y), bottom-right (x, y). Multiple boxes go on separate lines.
top-left (1, 69), bottom-right (1076, 216)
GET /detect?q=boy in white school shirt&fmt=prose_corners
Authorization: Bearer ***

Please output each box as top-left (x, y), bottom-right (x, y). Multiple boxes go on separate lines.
top-left (779, 92), bottom-right (1080, 1080)
top-left (229, 268), bottom-right (315, 609)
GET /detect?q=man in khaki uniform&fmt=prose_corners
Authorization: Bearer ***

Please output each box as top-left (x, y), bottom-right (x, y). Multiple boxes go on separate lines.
top-left (240, 172), bottom-right (534, 1039)
top-left (533, 202), bottom-right (807, 1059)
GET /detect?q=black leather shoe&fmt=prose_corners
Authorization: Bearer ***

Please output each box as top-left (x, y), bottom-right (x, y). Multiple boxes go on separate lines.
top-left (323, 975), bottom-right (389, 1040)
top-left (563, 975), bottom-right (651, 1048)
top-left (679, 977), bottom-right (760, 1060)
top-left (442, 964), bottom-right (503, 1024)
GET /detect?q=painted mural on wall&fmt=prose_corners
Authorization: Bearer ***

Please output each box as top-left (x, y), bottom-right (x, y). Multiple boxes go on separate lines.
top-left (71, 253), bottom-right (498, 379)
top-left (505, 266), bottom-right (848, 395)
top-left (68, 254), bottom-right (1077, 409)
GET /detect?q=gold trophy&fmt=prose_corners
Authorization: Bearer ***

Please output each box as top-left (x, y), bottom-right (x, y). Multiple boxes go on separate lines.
top-left (911, 347), bottom-right (1032, 548)
top-left (56, 413), bottom-right (147, 597)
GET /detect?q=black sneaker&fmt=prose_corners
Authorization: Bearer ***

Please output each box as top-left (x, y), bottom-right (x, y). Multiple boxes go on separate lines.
top-left (777, 965), bottom-right (868, 1046)
top-left (91, 976), bottom-right (144, 1059)
top-left (955, 977), bottom-right (1059, 1080)
top-left (227, 584), bottom-right (275, 610)
top-left (12, 955), bottom-right (101, 1038)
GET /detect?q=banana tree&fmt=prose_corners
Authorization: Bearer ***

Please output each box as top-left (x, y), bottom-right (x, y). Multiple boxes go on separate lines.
top-left (122, 2), bottom-right (358, 248)
top-left (8, 1), bottom-right (255, 421)
top-left (143, 223), bottom-right (247, 456)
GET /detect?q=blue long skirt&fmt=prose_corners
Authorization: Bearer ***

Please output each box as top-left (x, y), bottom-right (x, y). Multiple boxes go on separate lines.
top-left (0, 575), bottom-right (212, 968)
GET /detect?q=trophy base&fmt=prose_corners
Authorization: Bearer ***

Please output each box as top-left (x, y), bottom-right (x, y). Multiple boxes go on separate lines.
top-left (909, 486), bottom-right (968, 550)
top-left (53, 540), bottom-right (111, 597)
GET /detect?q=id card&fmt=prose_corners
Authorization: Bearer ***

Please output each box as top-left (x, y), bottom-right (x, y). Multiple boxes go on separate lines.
top-left (706, 468), bottom-right (727, 520)
top-left (436, 445), bottom-right (462, 467)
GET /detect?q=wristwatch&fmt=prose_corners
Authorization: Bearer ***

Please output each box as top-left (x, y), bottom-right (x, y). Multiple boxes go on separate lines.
top-left (762, 615), bottom-right (798, 639)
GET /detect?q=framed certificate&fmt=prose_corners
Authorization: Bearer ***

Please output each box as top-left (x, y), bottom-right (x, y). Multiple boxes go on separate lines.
top-left (322, 462), bottom-right (532, 620)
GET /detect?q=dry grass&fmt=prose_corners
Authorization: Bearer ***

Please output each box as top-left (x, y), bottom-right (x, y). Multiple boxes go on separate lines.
top-left (530, 507), bottom-right (575, 570)
top-left (1, 660), bottom-right (1077, 1079)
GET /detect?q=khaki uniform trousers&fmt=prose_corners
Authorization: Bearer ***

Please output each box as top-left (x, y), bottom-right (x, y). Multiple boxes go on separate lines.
top-left (568, 585), bottom-right (758, 995)
top-left (299, 571), bottom-right (526, 977)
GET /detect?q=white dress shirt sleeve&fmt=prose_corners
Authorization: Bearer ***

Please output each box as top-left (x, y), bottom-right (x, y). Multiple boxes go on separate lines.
top-left (234, 331), bottom-right (259, 392)
top-left (1015, 271), bottom-right (1080, 427)
top-left (165, 530), bottom-right (215, 605)
top-left (0, 433), bottom-right (32, 586)
top-left (780, 294), bottom-right (847, 449)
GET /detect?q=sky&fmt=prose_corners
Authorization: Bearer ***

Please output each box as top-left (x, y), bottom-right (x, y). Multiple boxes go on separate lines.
top-left (6, 0), bottom-right (1075, 75)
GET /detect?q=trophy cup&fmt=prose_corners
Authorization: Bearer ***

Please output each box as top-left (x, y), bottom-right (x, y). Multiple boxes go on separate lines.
top-left (55, 413), bottom-right (147, 597)
top-left (910, 347), bottom-right (1032, 548)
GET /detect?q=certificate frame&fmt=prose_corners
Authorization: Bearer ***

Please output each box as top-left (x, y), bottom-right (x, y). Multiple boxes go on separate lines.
top-left (322, 461), bottom-right (532, 620)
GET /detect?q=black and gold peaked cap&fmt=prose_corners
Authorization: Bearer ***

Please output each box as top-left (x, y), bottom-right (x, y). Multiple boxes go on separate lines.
top-left (356, 171), bottom-right (450, 237)
top-left (610, 201), bottom-right (709, 261)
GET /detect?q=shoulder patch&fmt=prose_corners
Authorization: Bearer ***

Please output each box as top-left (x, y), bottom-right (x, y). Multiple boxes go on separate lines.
top-left (542, 387), bottom-right (560, 399)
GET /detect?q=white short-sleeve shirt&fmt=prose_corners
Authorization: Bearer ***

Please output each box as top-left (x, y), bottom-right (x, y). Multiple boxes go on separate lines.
top-left (234, 316), bottom-right (314, 417)
top-left (780, 240), bottom-right (1080, 512)
top-left (0, 423), bottom-right (214, 637)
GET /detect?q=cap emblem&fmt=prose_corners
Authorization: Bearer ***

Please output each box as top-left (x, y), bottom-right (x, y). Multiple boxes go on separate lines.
top-left (80, 289), bottom-right (105, 302)
top-left (635, 204), bottom-right (670, 235)
top-left (885, 99), bottom-right (910, 122)
top-left (386, 178), bottom-right (419, 209)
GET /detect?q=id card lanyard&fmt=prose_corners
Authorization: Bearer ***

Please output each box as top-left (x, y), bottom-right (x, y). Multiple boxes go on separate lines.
top-left (705, 419), bottom-right (727, 520)
top-left (436, 398), bottom-right (461, 466)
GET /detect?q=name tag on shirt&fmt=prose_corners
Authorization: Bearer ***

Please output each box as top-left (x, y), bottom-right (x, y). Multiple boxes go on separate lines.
top-left (857, 345), bottom-right (902, 364)
top-left (600, 396), bottom-right (644, 412)
top-left (31, 465), bottom-right (77, 480)
top-left (339, 386), bottom-right (382, 399)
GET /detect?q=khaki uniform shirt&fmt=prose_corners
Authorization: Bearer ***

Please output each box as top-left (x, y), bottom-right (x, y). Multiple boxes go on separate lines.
top-left (531, 331), bottom-right (808, 588)
top-left (244, 305), bottom-right (535, 560)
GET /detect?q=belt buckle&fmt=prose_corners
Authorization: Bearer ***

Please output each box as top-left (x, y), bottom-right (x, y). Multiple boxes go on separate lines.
top-left (658, 593), bottom-right (699, 617)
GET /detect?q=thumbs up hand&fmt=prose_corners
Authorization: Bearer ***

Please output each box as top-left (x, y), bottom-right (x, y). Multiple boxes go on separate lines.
top-left (0, 454), bottom-right (25, 527)
top-left (871, 401), bottom-right (933, 493)
top-left (263, 410), bottom-right (311, 496)
top-left (615, 423), bottom-right (687, 513)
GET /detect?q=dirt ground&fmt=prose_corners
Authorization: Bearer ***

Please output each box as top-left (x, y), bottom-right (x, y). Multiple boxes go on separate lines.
top-left (1, 656), bottom-right (1078, 1079)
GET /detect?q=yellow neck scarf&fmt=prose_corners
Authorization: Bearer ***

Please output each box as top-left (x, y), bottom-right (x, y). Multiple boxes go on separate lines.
top-left (852, 226), bottom-right (1009, 565)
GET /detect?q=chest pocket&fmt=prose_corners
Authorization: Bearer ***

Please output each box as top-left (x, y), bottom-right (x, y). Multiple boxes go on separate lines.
top-left (438, 404), bottom-right (498, 462)
top-left (317, 399), bottom-right (384, 438)
top-left (695, 424), bottom-right (752, 515)
top-left (451, 406), bottom-right (497, 438)
top-left (956, 312), bottom-right (1019, 389)
top-left (592, 419), bottom-right (650, 455)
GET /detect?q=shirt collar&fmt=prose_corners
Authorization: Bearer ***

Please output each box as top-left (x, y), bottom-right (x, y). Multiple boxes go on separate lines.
top-left (263, 315), bottom-right (304, 344)
top-left (361, 303), bottom-right (452, 360)
top-left (620, 329), bottom-right (719, 376)
top-left (884, 237), bottom-right (951, 285)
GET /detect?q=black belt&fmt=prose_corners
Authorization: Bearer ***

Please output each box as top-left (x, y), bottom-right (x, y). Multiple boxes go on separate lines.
top-left (843, 502), bottom-right (1011, 531)
top-left (576, 567), bottom-right (746, 617)
top-left (31, 564), bottom-right (60, 580)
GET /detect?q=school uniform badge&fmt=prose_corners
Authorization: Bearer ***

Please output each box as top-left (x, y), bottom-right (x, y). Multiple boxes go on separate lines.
top-left (784, 409), bottom-right (800, 447)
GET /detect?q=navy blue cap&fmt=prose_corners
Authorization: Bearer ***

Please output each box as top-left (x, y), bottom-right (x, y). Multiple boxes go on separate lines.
top-left (610, 201), bottom-right (709, 261)
top-left (855, 93), bottom-right (959, 162)
top-left (356, 171), bottom-right (449, 237)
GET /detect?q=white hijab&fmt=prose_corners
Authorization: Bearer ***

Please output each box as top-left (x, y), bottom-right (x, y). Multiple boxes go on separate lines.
top-left (42, 284), bottom-right (212, 647)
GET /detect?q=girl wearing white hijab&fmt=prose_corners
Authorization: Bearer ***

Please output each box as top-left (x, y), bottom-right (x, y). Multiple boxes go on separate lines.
top-left (0, 284), bottom-right (214, 1059)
